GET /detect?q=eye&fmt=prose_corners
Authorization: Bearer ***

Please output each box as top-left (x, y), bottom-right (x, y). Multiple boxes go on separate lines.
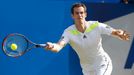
top-left (80, 12), bottom-right (84, 14)
top-left (75, 12), bottom-right (79, 15)
top-left (75, 12), bottom-right (84, 15)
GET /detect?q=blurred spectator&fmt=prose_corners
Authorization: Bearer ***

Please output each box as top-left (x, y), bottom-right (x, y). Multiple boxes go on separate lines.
top-left (121, 0), bottom-right (134, 4)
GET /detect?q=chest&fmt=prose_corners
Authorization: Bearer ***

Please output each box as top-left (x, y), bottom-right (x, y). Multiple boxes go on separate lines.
top-left (69, 29), bottom-right (101, 47)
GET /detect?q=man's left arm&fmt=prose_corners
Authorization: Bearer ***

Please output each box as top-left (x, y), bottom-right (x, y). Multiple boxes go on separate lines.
top-left (111, 29), bottom-right (130, 41)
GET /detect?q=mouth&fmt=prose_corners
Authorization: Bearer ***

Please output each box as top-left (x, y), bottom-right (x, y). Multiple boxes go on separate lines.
top-left (79, 17), bottom-right (83, 19)
top-left (78, 17), bottom-right (83, 20)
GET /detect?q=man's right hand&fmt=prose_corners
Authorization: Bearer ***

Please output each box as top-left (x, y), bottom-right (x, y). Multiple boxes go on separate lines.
top-left (45, 42), bottom-right (54, 50)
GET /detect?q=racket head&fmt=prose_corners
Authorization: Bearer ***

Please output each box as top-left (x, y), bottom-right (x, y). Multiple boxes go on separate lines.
top-left (2, 33), bottom-right (29, 57)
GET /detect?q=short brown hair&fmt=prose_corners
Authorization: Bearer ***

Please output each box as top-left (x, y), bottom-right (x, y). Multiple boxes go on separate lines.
top-left (71, 3), bottom-right (87, 14)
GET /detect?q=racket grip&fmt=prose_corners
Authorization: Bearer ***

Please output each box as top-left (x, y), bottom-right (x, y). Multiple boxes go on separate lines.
top-left (36, 44), bottom-right (46, 48)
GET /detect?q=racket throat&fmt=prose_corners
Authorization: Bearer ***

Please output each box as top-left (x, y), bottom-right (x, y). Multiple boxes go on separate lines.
top-left (35, 44), bottom-right (46, 48)
top-left (35, 44), bottom-right (41, 48)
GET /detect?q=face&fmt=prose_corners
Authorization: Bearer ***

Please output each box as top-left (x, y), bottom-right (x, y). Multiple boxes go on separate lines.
top-left (72, 6), bottom-right (87, 23)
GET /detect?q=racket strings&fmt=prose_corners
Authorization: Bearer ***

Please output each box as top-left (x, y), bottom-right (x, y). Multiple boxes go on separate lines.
top-left (3, 34), bottom-right (29, 57)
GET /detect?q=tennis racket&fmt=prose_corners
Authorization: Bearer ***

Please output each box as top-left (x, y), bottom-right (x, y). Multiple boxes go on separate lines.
top-left (2, 33), bottom-right (46, 57)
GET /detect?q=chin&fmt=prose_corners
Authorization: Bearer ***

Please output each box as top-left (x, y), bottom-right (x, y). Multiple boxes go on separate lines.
top-left (79, 19), bottom-right (84, 22)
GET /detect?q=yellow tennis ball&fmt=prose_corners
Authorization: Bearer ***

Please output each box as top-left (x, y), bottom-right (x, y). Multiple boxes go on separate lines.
top-left (11, 43), bottom-right (18, 50)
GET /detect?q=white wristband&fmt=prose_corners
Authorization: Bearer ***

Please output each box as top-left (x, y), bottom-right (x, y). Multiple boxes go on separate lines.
top-left (52, 43), bottom-right (62, 52)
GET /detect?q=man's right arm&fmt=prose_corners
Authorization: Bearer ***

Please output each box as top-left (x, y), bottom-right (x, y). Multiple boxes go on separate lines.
top-left (45, 40), bottom-right (66, 52)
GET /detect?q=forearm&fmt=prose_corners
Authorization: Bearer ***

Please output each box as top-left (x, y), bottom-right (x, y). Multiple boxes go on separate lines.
top-left (45, 41), bottom-right (65, 53)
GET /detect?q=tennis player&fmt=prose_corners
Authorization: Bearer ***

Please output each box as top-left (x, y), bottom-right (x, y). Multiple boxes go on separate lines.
top-left (45, 3), bottom-right (130, 75)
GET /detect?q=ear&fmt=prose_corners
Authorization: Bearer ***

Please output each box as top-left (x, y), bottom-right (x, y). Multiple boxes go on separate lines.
top-left (71, 14), bottom-right (74, 19)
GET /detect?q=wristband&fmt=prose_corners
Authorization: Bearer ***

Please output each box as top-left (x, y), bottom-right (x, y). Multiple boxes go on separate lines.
top-left (52, 43), bottom-right (62, 52)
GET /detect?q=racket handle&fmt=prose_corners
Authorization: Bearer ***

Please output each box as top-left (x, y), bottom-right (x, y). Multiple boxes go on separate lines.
top-left (36, 44), bottom-right (46, 48)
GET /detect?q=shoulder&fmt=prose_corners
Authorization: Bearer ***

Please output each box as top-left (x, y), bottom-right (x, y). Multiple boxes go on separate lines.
top-left (88, 21), bottom-right (108, 27)
top-left (86, 21), bottom-right (100, 28)
top-left (64, 24), bottom-right (75, 32)
top-left (88, 21), bottom-right (104, 25)
top-left (88, 21), bottom-right (99, 24)
top-left (88, 21), bottom-right (100, 27)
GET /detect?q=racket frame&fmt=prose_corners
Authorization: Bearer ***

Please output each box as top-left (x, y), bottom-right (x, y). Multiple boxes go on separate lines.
top-left (2, 33), bottom-right (46, 57)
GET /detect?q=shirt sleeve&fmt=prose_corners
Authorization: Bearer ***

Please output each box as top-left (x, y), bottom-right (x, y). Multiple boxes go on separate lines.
top-left (59, 29), bottom-right (70, 44)
top-left (98, 22), bottom-right (114, 35)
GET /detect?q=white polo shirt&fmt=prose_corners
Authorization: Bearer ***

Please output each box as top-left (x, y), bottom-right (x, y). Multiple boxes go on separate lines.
top-left (61, 21), bottom-right (114, 65)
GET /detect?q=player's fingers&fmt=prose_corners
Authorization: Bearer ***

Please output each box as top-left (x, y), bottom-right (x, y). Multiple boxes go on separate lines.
top-left (45, 42), bottom-right (54, 50)
top-left (124, 31), bottom-right (131, 40)
top-left (117, 29), bottom-right (124, 35)
top-left (45, 46), bottom-right (52, 50)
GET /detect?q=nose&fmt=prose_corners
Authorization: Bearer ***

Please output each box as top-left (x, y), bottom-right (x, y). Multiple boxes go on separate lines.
top-left (78, 13), bottom-right (82, 18)
top-left (78, 13), bottom-right (81, 16)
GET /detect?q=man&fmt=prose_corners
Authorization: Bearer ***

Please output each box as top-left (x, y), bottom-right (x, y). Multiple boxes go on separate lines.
top-left (45, 3), bottom-right (130, 75)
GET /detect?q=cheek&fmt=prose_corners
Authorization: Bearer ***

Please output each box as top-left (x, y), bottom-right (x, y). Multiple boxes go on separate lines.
top-left (83, 14), bottom-right (87, 17)
top-left (72, 15), bottom-right (78, 19)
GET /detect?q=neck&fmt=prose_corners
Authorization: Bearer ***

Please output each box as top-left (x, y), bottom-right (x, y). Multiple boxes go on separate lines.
top-left (75, 20), bottom-right (87, 33)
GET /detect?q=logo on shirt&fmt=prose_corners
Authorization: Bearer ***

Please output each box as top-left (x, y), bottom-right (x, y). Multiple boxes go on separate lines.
top-left (83, 35), bottom-right (87, 38)
top-left (59, 36), bottom-right (65, 42)
top-left (61, 36), bottom-right (64, 39)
